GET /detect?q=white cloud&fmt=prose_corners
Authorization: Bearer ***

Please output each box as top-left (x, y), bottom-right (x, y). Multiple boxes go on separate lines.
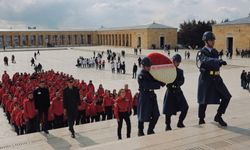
top-left (0, 0), bottom-right (249, 29)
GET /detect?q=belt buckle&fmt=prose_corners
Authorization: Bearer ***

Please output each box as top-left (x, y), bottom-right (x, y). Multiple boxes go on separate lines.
top-left (209, 71), bottom-right (214, 75)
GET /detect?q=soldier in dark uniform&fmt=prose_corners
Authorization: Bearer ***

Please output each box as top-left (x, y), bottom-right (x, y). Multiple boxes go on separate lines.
top-left (63, 78), bottom-right (80, 138)
top-left (137, 57), bottom-right (164, 136)
top-left (197, 31), bottom-right (232, 127)
top-left (163, 54), bottom-right (189, 131)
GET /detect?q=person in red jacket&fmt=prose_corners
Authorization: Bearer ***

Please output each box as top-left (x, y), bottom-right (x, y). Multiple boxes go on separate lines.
top-left (11, 102), bottom-right (21, 135)
top-left (86, 88), bottom-right (94, 103)
top-left (114, 89), bottom-right (131, 140)
top-left (16, 108), bottom-right (25, 135)
top-left (88, 100), bottom-right (97, 123)
top-left (87, 80), bottom-right (95, 93)
top-left (95, 95), bottom-right (105, 121)
top-left (132, 93), bottom-right (139, 115)
top-left (103, 90), bottom-right (114, 120)
top-left (97, 84), bottom-right (104, 96)
top-left (23, 92), bottom-right (38, 134)
top-left (51, 92), bottom-right (64, 129)
top-left (76, 97), bottom-right (88, 125)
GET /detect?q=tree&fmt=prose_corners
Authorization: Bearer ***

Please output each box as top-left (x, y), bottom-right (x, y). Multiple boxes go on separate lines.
top-left (178, 20), bottom-right (216, 49)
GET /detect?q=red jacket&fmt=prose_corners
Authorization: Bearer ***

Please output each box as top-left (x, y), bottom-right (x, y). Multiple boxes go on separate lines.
top-left (51, 97), bottom-right (64, 116)
top-left (86, 92), bottom-right (94, 103)
top-left (87, 102), bottom-right (97, 116)
top-left (23, 98), bottom-right (37, 119)
top-left (114, 97), bottom-right (131, 119)
top-left (97, 88), bottom-right (104, 96)
top-left (48, 106), bottom-right (54, 121)
top-left (132, 96), bottom-right (138, 107)
top-left (15, 111), bottom-right (25, 127)
top-left (78, 100), bottom-right (88, 111)
top-left (103, 94), bottom-right (114, 107)
top-left (87, 84), bottom-right (95, 93)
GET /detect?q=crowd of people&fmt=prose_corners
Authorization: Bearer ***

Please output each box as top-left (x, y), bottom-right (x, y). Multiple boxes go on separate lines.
top-left (0, 70), bottom-right (138, 138)
top-left (240, 70), bottom-right (250, 91)
top-left (236, 48), bottom-right (250, 58)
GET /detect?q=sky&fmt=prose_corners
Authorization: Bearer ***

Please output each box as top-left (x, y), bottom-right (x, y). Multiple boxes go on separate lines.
top-left (0, 0), bottom-right (249, 29)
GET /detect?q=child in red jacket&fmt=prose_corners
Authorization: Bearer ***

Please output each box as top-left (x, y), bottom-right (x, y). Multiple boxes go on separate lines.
top-left (114, 89), bottom-right (131, 140)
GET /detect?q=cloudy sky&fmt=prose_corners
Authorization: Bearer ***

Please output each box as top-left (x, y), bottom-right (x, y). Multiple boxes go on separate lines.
top-left (0, 0), bottom-right (249, 29)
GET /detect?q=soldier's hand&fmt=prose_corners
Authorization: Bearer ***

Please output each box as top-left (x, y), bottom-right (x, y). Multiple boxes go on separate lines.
top-left (220, 60), bottom-right (227, 66)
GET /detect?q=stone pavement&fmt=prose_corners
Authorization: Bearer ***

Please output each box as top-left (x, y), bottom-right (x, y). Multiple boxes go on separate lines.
top-left (0, 46), bottom-right (250, 149)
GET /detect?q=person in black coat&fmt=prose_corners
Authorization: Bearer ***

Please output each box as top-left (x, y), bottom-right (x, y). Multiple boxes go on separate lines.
top-left (132, 63), bottom-right (138, 79)
top-left (63, 78), bottom-right (80, 138)
top-left (33, 80), bottom-right (50, 134)
top-left (137, 57), bottom-right (164, 136)
top-left (163, 54), bottom-right (189, 131)
top-left (240, 70), bottom-right (247, 89)
top-left (197, 31), bottom-right (231, 127)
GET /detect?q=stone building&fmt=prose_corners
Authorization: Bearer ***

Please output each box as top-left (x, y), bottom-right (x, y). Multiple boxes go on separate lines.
top-left (213, 14), bottom-right (250, 54)
top-left (0, 23), bottom-right (177, 50)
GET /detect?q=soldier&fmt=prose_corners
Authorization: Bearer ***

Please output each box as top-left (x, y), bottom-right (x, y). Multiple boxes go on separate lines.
top-left (163, 54), bottom-right (189, 131)
top-left (137, 57), bottom-right (164, 136)
top-left (63, 78), bottom-right (80, 138)
top-left (197, 31), bottom-right (232, 127)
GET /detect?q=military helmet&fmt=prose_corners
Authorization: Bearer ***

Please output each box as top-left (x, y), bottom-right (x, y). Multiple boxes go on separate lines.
top-left (172, 54), bottom-right (182, 62)
top-left (141, 57), bottom-right (151, 67)
top-left (202, 31), bottom-right (215, 41)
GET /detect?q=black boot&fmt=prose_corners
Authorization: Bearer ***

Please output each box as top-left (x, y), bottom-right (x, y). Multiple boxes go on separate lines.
top-left (214, 114), bottom-right (227, 126)
top-left (177, 121), bottom-right (185, 128)
top-left (165, 124), bottom-right (172, 131)
top-left (138, 130), bottom-right (145, 137)
top-left (199, 118), bottom-right (205, 125)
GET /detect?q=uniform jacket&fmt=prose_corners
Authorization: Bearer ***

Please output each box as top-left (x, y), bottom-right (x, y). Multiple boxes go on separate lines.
top-left (163, 68), bottom-right (188, 116)
top-left (137, 69), bottom-right (163, 122)
top-left (198, 47), bottom-right (232, 104)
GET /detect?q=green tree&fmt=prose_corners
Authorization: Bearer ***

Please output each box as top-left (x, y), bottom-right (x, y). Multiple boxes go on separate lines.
top-left (178, 20), bottom-right (216, 49)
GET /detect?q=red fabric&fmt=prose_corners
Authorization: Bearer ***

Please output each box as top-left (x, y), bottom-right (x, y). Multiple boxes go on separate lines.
top-left (132, 96), bottom-right (138, 107)
top-left (11, 108), bottom-right (19, 124)
top-left (48, 106), bottom-right (54, 121)
top-left (87, 84), bottom-right (95, 92)
top-left (79, 89), bottom-right (88, 97)
top-left (87, 102), bottom-right (97, 116)
top-left (15, 111), bottom-right (24, 126)
top-left (114, 97), bottom-right (131, 119)
top-left (96, 104), bottom-right (104, 113)
top-left (51, 97), bottom-right (64, 116)
top-left (78, 100), bottom-right (88, 111)
top-left (97, 88), bottom-right (104, 96)
top-left (125, 89), bottom-right (133, 105)
top-left (147, 52), bottom-right (172, 65)
top-left (86, 92), bottom-right (94, 103)
top-left (23, 98), bottom-right (37, 119)
top-left (103, 94), bottom-right (114, 107)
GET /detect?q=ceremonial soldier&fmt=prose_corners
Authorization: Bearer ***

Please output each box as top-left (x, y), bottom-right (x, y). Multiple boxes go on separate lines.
top-left (163, 54), bottom-right (189, 131)
top-left (197, 31), bottom-right (232, 126)
top-left (137, 57), bottom-right (164, 136)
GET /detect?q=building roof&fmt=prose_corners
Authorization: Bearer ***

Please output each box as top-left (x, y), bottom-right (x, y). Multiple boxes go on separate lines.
top-left (0, 28), bottom-right (95, 32)
top-left (0, 23), bottom-right (176, 32)
top-left (217, 14), bottom-right (250, 26)
top-left (98, 22), bottom-right (176, 31)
